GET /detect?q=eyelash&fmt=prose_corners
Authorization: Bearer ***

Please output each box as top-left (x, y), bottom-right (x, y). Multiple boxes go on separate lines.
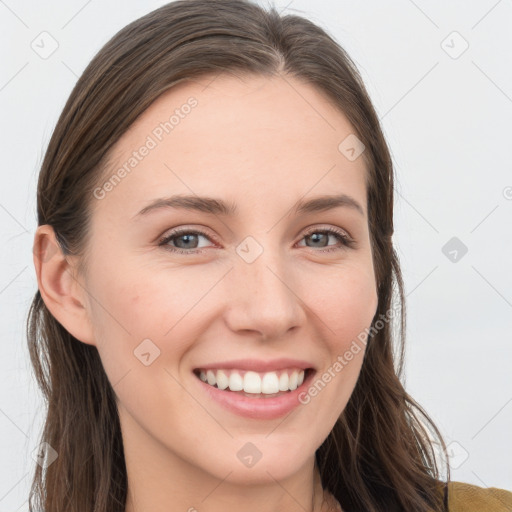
top-left (157, 226), bottom-right (356, 255)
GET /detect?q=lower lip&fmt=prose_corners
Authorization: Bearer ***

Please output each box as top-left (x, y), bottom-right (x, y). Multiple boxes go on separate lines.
top-left (194, 370), bottom-right (316, 420)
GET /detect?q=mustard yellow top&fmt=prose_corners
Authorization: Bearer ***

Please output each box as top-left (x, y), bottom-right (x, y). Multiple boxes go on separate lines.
top-left (443, 481), bottom-right (512, 512)
top-left (317, 475), bottom-right (512, 511)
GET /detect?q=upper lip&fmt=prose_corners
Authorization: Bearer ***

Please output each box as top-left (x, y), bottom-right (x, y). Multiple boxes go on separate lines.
top-left (194, 358), bottom-right (315, 373)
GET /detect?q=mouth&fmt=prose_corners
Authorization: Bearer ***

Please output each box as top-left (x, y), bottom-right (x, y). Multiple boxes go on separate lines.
top-left (192, 367), bottom-right (315, 398)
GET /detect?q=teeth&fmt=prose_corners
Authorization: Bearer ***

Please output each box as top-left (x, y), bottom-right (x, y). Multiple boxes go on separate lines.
top-left (278, 372), bottom-right (289, 391)
top-left (289, 370), bottom-right (298, 390)
top-left (261, 372), bottom-right (280, 394)
top-left (229, 372), bottom-right (243, 391)
top-left (216, 369), bottom-right (229, 390)
top-left (244, 371), bottom-right (262, 393)
top-left (206, 370), bottom-right (216, 386)
top-left (196, 368), bottom-right (307, 394)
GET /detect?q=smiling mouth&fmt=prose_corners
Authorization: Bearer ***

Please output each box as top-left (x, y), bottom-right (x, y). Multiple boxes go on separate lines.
top-left (193, 367), bottom-right (314, 398)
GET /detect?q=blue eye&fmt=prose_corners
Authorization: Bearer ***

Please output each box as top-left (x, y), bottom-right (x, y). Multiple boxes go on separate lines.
top-left (158, 227), bottom-right (355, 255)
top-left (299, 227), bottom-right (356, 252)
top-left (158, 228), bottom-right (213, 255)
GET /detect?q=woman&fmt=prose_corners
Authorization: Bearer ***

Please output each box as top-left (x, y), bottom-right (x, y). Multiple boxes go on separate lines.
top-left (28, 1), bottom-right (512, 511)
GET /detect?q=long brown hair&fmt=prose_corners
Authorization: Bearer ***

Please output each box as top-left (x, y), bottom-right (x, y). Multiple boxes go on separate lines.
top-left (27, 1), bottom-right (451, 510)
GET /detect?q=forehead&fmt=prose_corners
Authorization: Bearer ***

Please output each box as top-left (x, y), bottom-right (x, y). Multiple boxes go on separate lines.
top-left (94, 73), bottom-right (368, 220)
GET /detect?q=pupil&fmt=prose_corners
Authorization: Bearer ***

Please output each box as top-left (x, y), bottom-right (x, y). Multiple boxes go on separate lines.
top-left (177, 234), bottom-right (197, 249)
top-left (309, 233), bottom-right (326, 247)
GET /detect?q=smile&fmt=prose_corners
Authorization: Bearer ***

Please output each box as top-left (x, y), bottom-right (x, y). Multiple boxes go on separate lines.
top-left (192, 366), bottom-right (316, 419)
top-left (193, 367), bottom-right (309, 396)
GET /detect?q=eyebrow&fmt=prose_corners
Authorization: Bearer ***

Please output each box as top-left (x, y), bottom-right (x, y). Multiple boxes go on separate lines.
top-left (133, 193), bottom-right (365, 219)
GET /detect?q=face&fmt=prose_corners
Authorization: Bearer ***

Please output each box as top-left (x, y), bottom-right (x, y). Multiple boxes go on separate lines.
top-left (81, 73), bottom-right (378, 485)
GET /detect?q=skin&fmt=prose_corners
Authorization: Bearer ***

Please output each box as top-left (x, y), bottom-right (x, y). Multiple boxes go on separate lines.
top-left (34, 73), bottom-right (378, 512)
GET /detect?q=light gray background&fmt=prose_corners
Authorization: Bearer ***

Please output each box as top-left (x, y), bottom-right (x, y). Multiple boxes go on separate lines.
top-left (1, 1), bottom-right (511, 510)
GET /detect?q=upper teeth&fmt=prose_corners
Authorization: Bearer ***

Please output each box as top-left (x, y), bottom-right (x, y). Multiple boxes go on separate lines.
top-left (197, 368), bottom-right (306, 394)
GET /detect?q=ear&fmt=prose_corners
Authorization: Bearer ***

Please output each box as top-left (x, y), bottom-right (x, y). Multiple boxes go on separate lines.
top-left (32, 225), bottom-right (96, 346)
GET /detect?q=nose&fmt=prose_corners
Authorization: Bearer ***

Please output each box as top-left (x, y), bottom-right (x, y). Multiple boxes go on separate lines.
top-left (223, 242), bottom-right (306, 341)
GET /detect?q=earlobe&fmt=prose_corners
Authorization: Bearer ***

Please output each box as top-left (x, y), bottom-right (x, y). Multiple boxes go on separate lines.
top-left (32, 225), bottom-right (96, 347)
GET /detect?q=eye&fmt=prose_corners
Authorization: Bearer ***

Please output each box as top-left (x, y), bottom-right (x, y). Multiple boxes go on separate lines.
top-left (158, 226), bottom-right (356, 255)
top-left (158, 228), bottom-right (214, 255)
top-left (297, 226), bottom-right (356, 253)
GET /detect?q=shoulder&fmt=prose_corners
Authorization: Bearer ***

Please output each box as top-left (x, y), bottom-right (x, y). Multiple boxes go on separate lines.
top-left (444, 481), bottom-right (512, 512)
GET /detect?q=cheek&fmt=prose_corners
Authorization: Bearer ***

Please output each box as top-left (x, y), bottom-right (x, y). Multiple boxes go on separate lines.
top-left (87, 261), bottom-right (193, 342)
top-left (311, 265), bottom-right (378, 348)
top-left (85, 260), bottom-right (221, 389)
top-left (302, 266), bottom-right (376, 412)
